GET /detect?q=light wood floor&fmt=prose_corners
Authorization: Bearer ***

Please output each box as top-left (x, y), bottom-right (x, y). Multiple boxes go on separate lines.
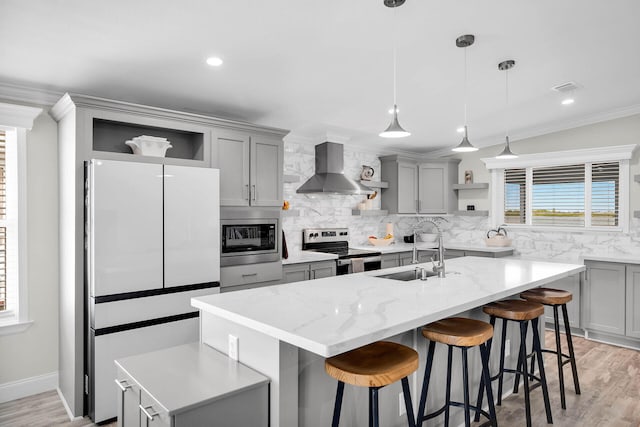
top-left (0, 332), bottom-right (638, 427)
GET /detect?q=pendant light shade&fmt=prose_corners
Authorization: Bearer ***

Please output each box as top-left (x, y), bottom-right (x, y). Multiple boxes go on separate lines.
top-left (452, 34), bottom-right (478, 152)
top-left (380, 0), bottom-right (410, 139)
top-left (380, 105), bottom-right (410, 138)
top-left (495, 59), bottom-right (518, 159)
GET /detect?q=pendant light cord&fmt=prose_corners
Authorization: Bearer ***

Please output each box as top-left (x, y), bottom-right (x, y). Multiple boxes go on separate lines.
top-left (505, 67), bottom-right (510, 140)
top-left (392, 4), bottom-right (398, 109)
top-left (463, 46), bottom-right (468, 125)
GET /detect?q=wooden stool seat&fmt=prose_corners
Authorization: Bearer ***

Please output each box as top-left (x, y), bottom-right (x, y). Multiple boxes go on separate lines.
top-left (422, 317), bottom-right (493, 347)
top-left (325, 341), bottom-right (418, 388)
top-left (483, 299), bottom-right (544, 321)
top-left (520, 287), bottom-right (572, 305)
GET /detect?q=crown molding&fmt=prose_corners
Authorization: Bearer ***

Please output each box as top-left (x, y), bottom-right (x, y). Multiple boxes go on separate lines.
top-left (0, 82), bottom-right (63, 107)
top-left (0, 102), bottom-right (43, 130)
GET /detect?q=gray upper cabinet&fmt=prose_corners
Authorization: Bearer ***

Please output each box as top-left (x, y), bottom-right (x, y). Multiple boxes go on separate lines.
top-left (213, 130), bottom-right (283, 207)
top-left (584, 261), bottom-right (626, 336)
top-left (626, 265), bottom-right (640, 339)
top-left (380, 155), bottom-right (459, 214)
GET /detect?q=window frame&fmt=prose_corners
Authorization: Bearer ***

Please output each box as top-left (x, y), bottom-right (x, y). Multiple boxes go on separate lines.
top-left (483, 144), bottom-right (636, 233)
top-left (0, 102), bottom-right (42, 335)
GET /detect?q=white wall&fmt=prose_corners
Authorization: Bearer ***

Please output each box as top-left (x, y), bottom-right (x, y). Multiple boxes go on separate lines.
top-left (0, 113), bottom-right (59, 386)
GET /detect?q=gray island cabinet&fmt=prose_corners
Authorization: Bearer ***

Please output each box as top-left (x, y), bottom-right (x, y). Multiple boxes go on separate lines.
top-left (192, 257), bottom-right (583, 427)
top-left (115, 343), bottom-right (269, 427)
top-left (583, 259), bottom-right (640, 347)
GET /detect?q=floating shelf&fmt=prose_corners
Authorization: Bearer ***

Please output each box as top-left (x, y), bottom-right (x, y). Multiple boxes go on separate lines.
top-left (360, 180), bottom-right (389, 189)
top-left (283, 174), bottom-right (300, 183)
top-left (452, 183), bottom-right (489, 190)
top-left (282, 209), bottom-right (300, 217)
top-left (454, 210), bottom-right (489, 216)
top-left (352, 209), bottom-right (389, 216)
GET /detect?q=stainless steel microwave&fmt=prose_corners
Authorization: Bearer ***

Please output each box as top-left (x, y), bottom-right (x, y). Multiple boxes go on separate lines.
top-left (220, 209), bottom-right (280, 266)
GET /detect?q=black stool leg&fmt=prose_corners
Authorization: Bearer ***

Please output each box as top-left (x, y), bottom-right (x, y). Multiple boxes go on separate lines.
top-left (562, 303), bottom-right (581, 395)
top-left (461, 347), bottom-right (471, 427)
top-left (474, 316), bottom-right (497, 422)
top-left (532, 317), bottom-right (553, 424)
top-left (444, 346), bottom-right (453, 427)
top-left (331, 381), bottom-right (345, 427)
top-left (480, 342), bottom-right (498, 427)
top-left (518, 321), bottom-right (533, 427)
top-left (401, 377), bottom-right (417, 427)
top-left (553, 304), bottom-right (567, 409)
top-left (496, 317), bottom-right (508, 405)
top-left (513, 320), bottom-right (529, 394)
top-left (417, 340), bottom-right (436, 427)
top-left (369, 387), bottom-right (381, 427)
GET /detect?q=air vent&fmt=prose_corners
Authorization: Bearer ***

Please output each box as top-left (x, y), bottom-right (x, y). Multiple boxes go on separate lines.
top-left (552, 81), bottom-right (579, 93)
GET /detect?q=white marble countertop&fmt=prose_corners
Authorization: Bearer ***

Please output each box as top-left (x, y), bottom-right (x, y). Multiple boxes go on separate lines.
top-left (350, 242), bottom-right (514, 254)
top-left (282, 251), bottom-right (338, 265)
top-left (580, 253), bottom-right (640, 265)
top-left (192, 257), bottom-right (584, 358)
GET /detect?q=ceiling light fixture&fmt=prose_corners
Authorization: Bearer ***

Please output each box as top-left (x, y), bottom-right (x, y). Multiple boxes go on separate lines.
top-left (206, 57), bottom-right (223, 67)
top-left (496, 59), bottom-right (518, 159)
top-left (452, 34), bottom-right (478, 153)
top-left (456, 127), bottom-right (465, 133)
top-left (379, 0), bottom-right (410, 139)
top-left (561, 97), bottom-right (575, 106)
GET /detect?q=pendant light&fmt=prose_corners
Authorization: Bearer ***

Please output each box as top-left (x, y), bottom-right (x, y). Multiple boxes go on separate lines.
top-left (379, 0), bottom-right (410, 138)
top-left (452, 34), bottom-right (478, 152)
top-left (496, 59), bottom-right (518, 159)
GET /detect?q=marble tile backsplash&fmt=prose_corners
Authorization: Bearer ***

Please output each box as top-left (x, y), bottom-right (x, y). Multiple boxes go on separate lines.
top-left (282, 141), bottom-right (640, 262)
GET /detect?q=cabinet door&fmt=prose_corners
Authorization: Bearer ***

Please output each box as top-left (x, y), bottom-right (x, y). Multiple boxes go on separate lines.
top-left (418, 163), bottom-right (446, 214)
top-left (250, 136), bottom-right (283, 207)
top-left (584, 261), bottom-right (626, 335)
top-left (213, 131), bottom-right (250, 206)
top-left (115, 370), bottom-right (140, 427)
top-left (89, 160), bottom-right (163, 297)
top-left (397, 163), bottom-right (418, 214)
top-left (310, 261), bottom-right (336, 279)
top-left (444, 249), bottom-right (465, 260)
top-left (381, 254), bottom-right (399, 269)
top-left (626, 265), bottom-right (640, 338)
top-left (399, 252), bottom-right (414, 266)
top-left (542, 275), bottom-right (581, 328)
top-left (164, 166), bottom-right (220, 287)
top-left (282, 264), bottom-right (310, 283)
top-left (418, 250), bottom-right (436, 263)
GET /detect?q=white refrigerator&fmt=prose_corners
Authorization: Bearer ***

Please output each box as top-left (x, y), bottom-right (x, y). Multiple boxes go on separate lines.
top-left (86, 159), bottom-right (220, 423)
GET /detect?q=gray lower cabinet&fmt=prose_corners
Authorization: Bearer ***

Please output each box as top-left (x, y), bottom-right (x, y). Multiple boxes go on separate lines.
top-left (381, 253), bottom-right (400, 269)
top-left (399, 252), bottom-right (415, 266)
top-left (543, 275), bottom-right (581, 328)
top-left (282, 260), bottom-right (336, 283)
top-left (626, 265), bottom-right (640, 339)
top-left (444, 249), bottom-right (465, 259)
top-left (380, 249), bottom-right (510, 270)
top-left (584, 261), bottom-right (626, 336)
top-left (115, 343), bottom-right (269, 427)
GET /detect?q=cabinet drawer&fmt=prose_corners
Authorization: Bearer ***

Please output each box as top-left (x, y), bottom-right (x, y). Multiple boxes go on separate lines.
top-left (221, 261), bottom-right (282, 288)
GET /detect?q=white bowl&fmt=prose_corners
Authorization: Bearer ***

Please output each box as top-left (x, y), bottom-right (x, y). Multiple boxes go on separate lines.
top-left (125, 135), bottom-right (173, 157)
top-left (418, 233), bottom-right (438, 243)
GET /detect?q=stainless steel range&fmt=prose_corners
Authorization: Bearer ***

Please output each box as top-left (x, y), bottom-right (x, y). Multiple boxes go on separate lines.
top-left (302, 228), bottom-right (382, 275)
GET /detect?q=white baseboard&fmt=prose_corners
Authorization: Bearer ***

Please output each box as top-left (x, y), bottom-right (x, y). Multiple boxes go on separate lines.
top-left (57, 387), bottom-right (83, 421)
top-left (0, 371), bottom-right (58, 404)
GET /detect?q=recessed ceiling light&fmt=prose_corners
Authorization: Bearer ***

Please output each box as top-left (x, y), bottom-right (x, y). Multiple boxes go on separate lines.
top-left (456, 127), bottom-right (465, 133)
top-left (561, 98), bottom-right (575, 105)
top-left (206, 57), bottom-right (223, 67)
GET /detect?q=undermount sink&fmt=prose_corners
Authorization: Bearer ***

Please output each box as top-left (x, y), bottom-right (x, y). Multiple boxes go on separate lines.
top-left (375, 269), bottom-right (438, 281)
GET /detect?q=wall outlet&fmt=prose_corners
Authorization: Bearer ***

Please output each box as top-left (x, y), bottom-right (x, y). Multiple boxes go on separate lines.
top-left (399, 393), bottom-right (406, 416)
top-left (505, 339), bottom-right (511, 357)
top-left (228, 334), bottom-right (239, 360)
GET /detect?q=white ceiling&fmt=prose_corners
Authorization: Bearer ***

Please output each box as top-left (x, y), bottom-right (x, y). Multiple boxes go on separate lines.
top-left (2, 0), bottom-right (640, 154)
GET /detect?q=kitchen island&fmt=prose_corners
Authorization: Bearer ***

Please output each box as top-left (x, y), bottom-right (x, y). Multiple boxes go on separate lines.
top-left (192, 257), bottom-right (584, 426)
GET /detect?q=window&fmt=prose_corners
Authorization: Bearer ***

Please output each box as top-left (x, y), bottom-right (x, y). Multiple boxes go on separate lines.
top-left (0, 102), bottom-right (41, 334)
top-left (483, 145), bottom-right (634, 232)
top-left (504, 162), bottom-right (619, 228)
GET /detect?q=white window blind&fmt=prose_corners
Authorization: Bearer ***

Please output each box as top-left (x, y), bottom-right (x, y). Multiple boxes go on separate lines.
top-left (503, 161), bottom-right (620, 229)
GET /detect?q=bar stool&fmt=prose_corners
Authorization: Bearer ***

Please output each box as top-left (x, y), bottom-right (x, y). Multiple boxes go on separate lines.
top-left (325, 341), bottom-right (418, 427)
top-left (474, 299), bottom-right (552, 427)
top-left (416, 317), bottom-right (497, 427)
top-left (520, 287), bottom-right (581, 409)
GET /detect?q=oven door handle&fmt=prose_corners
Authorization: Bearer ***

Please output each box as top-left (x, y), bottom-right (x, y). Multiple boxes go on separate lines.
top-left (337, 255), bottom-right (382, 266)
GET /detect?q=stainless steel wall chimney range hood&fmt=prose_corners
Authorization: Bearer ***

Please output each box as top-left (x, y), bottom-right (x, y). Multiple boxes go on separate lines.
top-left (297, 142), bottom-right (373, 195)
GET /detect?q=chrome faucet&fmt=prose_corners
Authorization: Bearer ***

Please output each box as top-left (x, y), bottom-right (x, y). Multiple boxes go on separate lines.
top-left (411, 217), bottom-right (448, 277)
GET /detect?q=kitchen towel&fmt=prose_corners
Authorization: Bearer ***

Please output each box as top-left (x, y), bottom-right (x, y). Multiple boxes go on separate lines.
top-left (282, 231), bottom-right (289, 259)
top-left (351, 258), bottom-right (365, 273)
